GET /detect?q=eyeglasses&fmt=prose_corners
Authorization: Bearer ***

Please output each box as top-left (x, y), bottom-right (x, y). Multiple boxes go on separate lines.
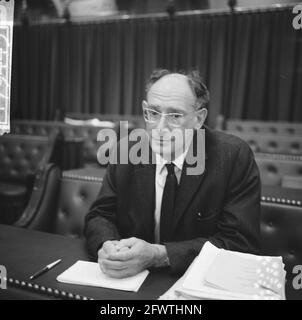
top-left (143, 107), bottom-right (195, 128)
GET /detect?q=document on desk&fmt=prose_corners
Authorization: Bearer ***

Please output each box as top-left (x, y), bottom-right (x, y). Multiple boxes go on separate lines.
top-left (204, 250), bottom-right (283, 296)
top-left (160, 242), bottom-right (286, 300)
top-left (56, 261), bottom-right (149, 292)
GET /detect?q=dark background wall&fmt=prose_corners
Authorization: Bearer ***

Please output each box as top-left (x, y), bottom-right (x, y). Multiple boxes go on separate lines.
top-left (10, 5), bottom-right (302, 126)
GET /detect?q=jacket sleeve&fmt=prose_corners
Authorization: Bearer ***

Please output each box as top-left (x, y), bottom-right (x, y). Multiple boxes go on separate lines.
top-left (165, 142), bottom-right (261, 275)
top-left (84, 163), bottom-right (121, 259)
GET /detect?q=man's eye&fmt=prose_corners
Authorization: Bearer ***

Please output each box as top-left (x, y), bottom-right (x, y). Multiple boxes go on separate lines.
top-left (149, 110), bottom-right (159, 117)
top-left (170, 114), bottom-right (183, 120)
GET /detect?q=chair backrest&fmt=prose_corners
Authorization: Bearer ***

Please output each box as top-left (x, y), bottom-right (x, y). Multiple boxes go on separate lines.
top-left (11, 120), bottom-right (61, 137)
top-left (0, 134), bottom-right (54, 183)
top-left (53, 168), bottom-right (106, 238)
top-left (261, 197), bottom-right (302, 268)
top-left (260, 194), bottom-right (302, 299)
top-left (226, 120), bottom-right (302, 136)
top-left (282, 176), bottom-right (302, 189)
top-left (255, 153), bottom-right (302, 186)
top-left (60, 124), bottom-right (115, 165)
top-left (11, 120), bottom-right (119, 167)
top-left (65, 112), bottom-right (145, 128)
top-left (227, 132), bottom-right (302, 155)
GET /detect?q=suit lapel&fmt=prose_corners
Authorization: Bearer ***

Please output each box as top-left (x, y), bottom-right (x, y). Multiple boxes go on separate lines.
top-left (171, 162), bottom-right (207, 235)
top-left (171, 129), bottom-right (208, 236)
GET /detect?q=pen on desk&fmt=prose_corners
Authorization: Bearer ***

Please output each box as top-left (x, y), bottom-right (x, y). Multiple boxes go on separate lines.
top-left (29, 259), bottom-right (62, 280)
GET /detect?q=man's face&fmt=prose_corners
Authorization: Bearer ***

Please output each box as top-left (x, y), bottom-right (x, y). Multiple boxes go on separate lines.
top-left (143, 74), bottom-right (206, 160)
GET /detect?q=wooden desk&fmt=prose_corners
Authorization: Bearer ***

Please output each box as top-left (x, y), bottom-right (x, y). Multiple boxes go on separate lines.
top-left (0, 224), bottom-right (178, 300)
top-left (1, 224), bottom-right (301, 300)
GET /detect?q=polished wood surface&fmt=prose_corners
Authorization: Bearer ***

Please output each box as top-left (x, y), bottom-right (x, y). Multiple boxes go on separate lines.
top-left (0, 224), bottom-right (300, 300)
top-left (0, 224), bottom-right (178, 300)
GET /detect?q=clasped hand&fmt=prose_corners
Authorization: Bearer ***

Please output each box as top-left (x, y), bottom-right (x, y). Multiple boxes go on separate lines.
top-left (97, 237), bottom-right (157, 278)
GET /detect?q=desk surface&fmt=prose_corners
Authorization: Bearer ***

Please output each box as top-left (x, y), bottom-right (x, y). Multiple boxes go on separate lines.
top-left (0, 224), bottom-right (178, 300)
top-left (1, 224), bottom-right (301, 300)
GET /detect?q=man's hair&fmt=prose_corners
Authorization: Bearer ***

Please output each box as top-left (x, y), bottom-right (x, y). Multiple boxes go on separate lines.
top-left (145, 69), bottom-right (210, 109)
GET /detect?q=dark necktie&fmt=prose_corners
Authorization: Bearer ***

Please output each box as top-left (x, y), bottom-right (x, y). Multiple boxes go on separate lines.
top-left (160, 163), bottom-right (178, 243)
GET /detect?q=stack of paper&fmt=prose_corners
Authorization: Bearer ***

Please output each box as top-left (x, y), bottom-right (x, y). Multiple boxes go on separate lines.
top-left (160, 242), bottom-right (286, 300)
top-left (57, 260), bottom-right (149, 292)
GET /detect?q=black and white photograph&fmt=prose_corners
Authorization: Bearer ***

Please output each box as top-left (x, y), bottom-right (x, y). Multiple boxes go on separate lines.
top-left (0, 0), bottom-right (302, 306)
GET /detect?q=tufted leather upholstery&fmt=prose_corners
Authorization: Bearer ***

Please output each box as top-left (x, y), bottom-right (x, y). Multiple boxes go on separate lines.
top-left (261, 195), bottom-right (302, 299)
top-left (282, 176), bottom-right (302, 189)
top-left (11, 120), bottom-right (61, 137)
top-left (11, 120), bottom-right (120, 167)
top-left (0, 134), bottom-right (51, 183)
top-left (53, 168), bottom-right (106, 238)
top-left (226, 120), bottom-right (302, 136)
top-left (228, 132), bottom-right (302, 155)
top-left (261, 202), bottom-right (302, 259)
top-left (11, 121), bottom-right (82, 169)
top-left (63, 115), bottom-right (145, 164)
top-left (255, 153), bottom-right (302, 186)
top-left (0, 133), bottom-right (58, 224)
top-left (61, 124), bottom-right (115, 165)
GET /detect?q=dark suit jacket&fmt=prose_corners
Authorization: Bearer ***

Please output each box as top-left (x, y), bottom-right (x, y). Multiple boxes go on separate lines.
top-left (84, 127), bottom-right (261, 275)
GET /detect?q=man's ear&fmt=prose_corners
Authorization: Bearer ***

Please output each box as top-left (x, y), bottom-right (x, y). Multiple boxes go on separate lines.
top-left (194, 108), bottom-right (208, 129)
top-left (142, 100), bottom-right (148, 111)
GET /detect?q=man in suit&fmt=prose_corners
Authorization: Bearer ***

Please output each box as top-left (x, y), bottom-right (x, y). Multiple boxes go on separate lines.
top-left (84, 69), bottom-right (261, 278)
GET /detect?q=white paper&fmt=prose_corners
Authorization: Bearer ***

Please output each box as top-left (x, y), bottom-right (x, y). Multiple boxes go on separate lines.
top-left (56, 260), bottom-right (149, 292)
top-left (160, 242), bottom-right (286, 300)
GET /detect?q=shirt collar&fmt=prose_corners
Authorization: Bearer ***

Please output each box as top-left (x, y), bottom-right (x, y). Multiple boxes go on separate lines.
top-left (155, 146), bottom-right (189, 175)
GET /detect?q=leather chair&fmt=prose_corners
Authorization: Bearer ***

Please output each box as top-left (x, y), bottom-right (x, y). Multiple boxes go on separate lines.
top-left (11, 120), bottom-right (61, 137)
top-left (52, 168), bottom-right (106, 237)
top-left (11, 120), bottom-right (84, 170)
top-left (228, 132), bottom-right (302, 155)
top-left (13, 168), bottom-right (106, 235)
top-left (282, 175), bottom-right (302, 190)
top-left (255, 153), bottom-right (302, 186)
top-left (63, 115), bottom-right (145, 166)
top-left (261, 194), bottom-right (302, 300)
top-left (0, 133), bottom-right (60, 225)
top-left (61, 123), bottom-right (116, 168)
top-left (11, 120), bottom-right (119, 168)
top-left (226, 120), bottom-right (302, 136)
top-left (14, 163), bottom-right (60, 232)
